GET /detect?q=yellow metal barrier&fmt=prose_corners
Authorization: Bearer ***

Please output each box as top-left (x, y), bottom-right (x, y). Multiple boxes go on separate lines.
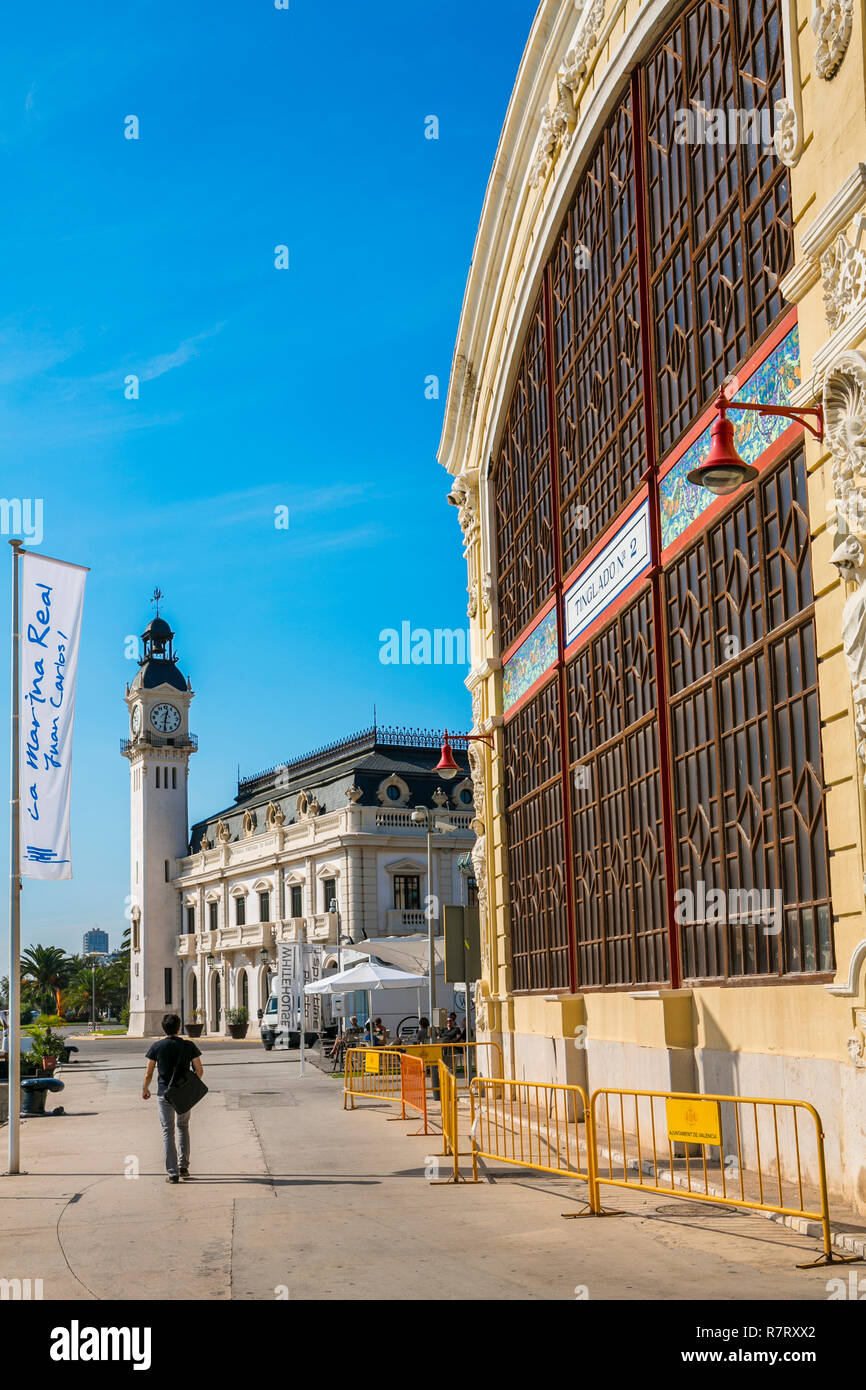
top-left (343, 1048), bottom-right (402, 1112)
top-left (396, 1041), bottom-right (503, 1091)
top-left (589, 1087), bottom-right (852, 1267)
top-left (469, 1077), bottom-right (592, 1190)
top-left (438, 1060), bottom-right (466, 1182)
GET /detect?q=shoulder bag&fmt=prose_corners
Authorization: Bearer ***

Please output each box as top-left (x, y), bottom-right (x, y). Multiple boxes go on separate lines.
top-left (164, 1039), bottom-right (208, 1114)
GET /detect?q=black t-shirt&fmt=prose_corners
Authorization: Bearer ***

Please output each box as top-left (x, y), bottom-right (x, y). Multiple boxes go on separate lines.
top-left (145, 1037), bottom-right (202, 1096)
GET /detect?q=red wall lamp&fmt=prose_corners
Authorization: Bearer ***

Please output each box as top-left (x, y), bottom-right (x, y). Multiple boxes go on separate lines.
top-left (434, 729), bottom-right (494, 780)
top-left (686, 386), bottom-right (824, 496)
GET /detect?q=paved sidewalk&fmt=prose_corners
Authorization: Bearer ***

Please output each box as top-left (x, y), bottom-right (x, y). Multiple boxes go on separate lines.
top-left (0, 1039), bottom-right (848, 1300)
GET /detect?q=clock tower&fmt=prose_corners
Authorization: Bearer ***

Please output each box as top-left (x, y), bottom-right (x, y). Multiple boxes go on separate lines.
top-left (122, 601), bottom-right (196, 1036)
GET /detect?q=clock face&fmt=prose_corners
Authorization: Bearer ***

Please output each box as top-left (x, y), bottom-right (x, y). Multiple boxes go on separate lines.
top-left (131, 705), bottom-right (141, 734)
top-left (150, 702), bottom-right (181, 734)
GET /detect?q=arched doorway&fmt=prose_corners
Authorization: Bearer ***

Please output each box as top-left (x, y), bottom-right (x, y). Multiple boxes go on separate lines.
top-left (214, 973), bottom-right (222, 1031)
top-left (241, 972), bottom-right (249, 1011)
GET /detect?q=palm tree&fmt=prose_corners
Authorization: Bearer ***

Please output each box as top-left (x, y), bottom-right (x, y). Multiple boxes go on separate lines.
top-left (20, 945), bottom-right (71, 1016)
top-left (65, 965), bottom-right (112, 1022)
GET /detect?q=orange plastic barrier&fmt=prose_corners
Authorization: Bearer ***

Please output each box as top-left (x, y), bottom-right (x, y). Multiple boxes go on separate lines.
top-left (400, 1053), bottom-right (428, 1135)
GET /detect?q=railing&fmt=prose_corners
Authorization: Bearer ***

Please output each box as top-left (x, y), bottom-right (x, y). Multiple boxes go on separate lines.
top-left (461, 1080), bottom-right (845, 1268)
top-left (120, 731), bottom-right (198, 754)
top-left (384, 909), bottom-right (428, 931)
top-left (239, 726), bottom-right (470, 797)
top-left (343, 1048), bottom-right (402, 1110)
top-left (215, 923), bottom-right (274, 951)
top-left (438, 1059), bottom-right (464, 1182)
top-left (589, 1088), bottom-right (844, 1267)
top-left (375, 811), bottom-right (474, 831)
top-left (395, 1041), bottom-right (503, 1092)
top-left (469, 1077), bottom-right (591, 1187)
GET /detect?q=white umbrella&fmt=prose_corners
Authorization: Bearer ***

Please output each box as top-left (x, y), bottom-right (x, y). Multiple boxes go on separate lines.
top-left (304, 960), bottom-right (426, 1044)
top-left (304, 961), bottom-right (426, 994)
top-left (351, 935), bottom-right (445, 975)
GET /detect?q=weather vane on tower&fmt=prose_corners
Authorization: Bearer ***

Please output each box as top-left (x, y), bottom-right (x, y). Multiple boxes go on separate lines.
top-left (151, 587), bottom-right (164, 618)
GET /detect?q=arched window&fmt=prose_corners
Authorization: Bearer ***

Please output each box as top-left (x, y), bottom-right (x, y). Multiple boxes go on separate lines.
top-left (155, 767), bottom-right (160, 788)
top-left (242, 973), bottom-right (249, 1010)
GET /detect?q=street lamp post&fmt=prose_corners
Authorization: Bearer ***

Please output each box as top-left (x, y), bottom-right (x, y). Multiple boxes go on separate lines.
top-left (424, 729), bottom-right (494, 1038)
top-left (410, 810), bottom-right (437, 1026)
top-left (91, 964), bottom-right (96, 1033)
top-left (410, 806), bottom-right (462, 1037)
top-left (258, 947), bottom-right (269, 1033)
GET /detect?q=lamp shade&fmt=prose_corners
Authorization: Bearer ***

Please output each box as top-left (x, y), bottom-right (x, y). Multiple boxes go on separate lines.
top-left (686, 395), bottom-right (758, 496)
top-left (434, 732), bottom-right (460, 780)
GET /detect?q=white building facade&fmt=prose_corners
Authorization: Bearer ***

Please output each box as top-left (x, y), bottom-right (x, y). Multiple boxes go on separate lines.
top-left (122, 610), bottom-right (477, 1036)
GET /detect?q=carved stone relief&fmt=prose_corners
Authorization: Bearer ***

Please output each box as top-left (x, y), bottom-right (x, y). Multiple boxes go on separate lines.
top-left (450, 476), bottom-right (483, 623)
top-left (811, 0), bottom-right (854, 80)
top-left (826, 353), bottom-right (866, 785)
top-left (821, 217), bottom-right (866, 332)
top-left (467, 740), bottom-right (490, 984)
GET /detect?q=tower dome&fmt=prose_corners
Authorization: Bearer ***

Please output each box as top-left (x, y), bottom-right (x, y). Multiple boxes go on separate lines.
top-left (133, 598), bottom-right (188, 692)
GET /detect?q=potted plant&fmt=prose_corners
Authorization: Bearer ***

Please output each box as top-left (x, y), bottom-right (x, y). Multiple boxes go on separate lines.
top-left (186, 1009), bottom-right (204, 1039)
top-left (226, 1007), bottom-right (249, 1039)
top-left (26, 1024), bottom-right (67, 1075)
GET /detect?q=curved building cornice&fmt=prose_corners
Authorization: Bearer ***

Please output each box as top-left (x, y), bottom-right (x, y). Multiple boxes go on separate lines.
top-left (439, 0), bottom-right (793, 484)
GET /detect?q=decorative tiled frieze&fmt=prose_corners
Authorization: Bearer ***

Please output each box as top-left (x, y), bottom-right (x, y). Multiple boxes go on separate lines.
top-left (659, 326), bottom-right (801, 551)
top-left (502, 608), bottom-right (558, 713)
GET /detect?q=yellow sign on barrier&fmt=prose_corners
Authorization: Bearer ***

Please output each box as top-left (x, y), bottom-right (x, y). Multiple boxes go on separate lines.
top-left (365, 1052), bottom-right (380, 1074)
top-left (665, 1097), bottom-right (722, 1146)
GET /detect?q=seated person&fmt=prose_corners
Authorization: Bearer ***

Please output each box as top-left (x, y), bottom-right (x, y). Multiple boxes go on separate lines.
top-left (412, 1016), bottom-right (431, 1045)
top-left (328, 1017), bottom-right (359, 1058)
top-left (440, 1012), bottom-right (463, 1043)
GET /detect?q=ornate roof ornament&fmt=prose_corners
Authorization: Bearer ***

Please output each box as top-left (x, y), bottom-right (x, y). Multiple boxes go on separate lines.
top-left (529, 0), bottom-right (605, 189)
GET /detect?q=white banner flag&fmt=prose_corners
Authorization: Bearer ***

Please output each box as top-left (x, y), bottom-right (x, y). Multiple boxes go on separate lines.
top-left (19, 553), bottom-right (87, 880)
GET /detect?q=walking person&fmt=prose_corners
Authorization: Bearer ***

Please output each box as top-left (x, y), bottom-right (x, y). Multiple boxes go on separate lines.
top-left (142, 1013), bottom-right (204, 1183)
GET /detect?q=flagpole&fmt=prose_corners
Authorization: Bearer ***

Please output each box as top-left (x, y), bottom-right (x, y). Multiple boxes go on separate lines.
top-left (7, 540), bottom-right (23, 1175)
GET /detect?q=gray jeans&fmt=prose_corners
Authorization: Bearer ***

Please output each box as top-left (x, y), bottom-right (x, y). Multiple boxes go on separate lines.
top-left (157, 1096), bottom-right (191, 1175)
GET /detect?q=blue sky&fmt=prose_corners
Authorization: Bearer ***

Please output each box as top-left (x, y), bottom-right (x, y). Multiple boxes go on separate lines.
top-left (0, 0), bottom-right (537, 965)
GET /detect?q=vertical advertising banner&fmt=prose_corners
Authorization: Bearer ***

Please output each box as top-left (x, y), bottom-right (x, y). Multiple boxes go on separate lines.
top-left (278, 943), bottom-right (297, 1034)
top-left (19, 554), bottom-right (87, 880)
top-left (304, 944), bottom-right (322, 1031)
